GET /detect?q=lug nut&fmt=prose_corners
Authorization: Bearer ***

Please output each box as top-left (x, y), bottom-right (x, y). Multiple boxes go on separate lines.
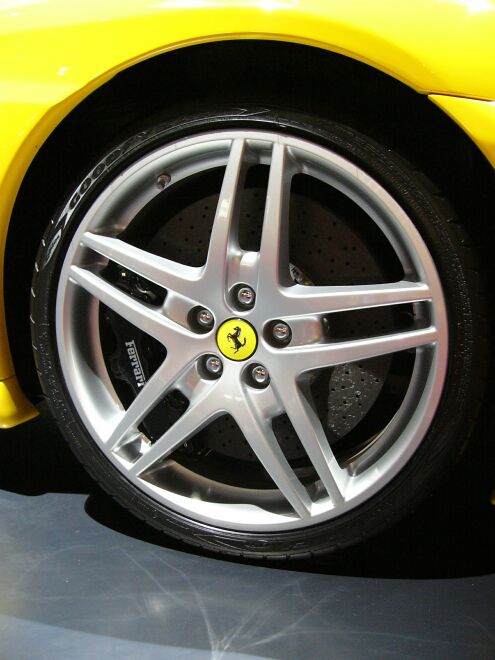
top-left (205, 356), bottom-right (223, 375)
top-left (272, 321), bottom-right (291, 343)
top-left (251, 365), bottom-right (270, 386)
top-left (237, 286), bottom-right (255, 308)
top-left (197, 308), bottom-right (214, 328)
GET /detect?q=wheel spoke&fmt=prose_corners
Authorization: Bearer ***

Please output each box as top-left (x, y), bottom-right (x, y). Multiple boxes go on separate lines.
top-left (284, 325), bottom-right (438, 373)
top-left (234, 387), bottom-right (312, 518)
top-left (203, 138), bottom-right (248, 290)
top-left (257, 143), bottom-right (293, 290)
top-left (81, 232), bottom-right (202, 300)
top-left (271, 375), bottom-right (347, 503)
top-left (130, 381), bottom-right (221, 476)
top-left (106, 353), bottom-right (194, 450)
top-left (55, 129), bottom-right (449, 533)
top-left (276, 280), bottom-right (431, 318)
top-left (69, 265), bottom-right (196, 344)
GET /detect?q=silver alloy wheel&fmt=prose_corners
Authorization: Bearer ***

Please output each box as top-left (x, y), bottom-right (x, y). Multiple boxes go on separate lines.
top-left (56, 130), bottom-right (448, 531)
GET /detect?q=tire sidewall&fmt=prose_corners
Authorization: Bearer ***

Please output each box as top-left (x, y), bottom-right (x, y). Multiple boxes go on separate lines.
top-left (31, 106), bottom-right (483, 558)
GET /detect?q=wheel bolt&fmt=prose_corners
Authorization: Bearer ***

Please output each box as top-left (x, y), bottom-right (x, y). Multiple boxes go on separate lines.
top-left (205, 356), bottom-right (223, 375)
top-left (272, 321), bottom-right (291, 343)
top-left (197, 308), bottom-right (214, 328)
top-left (156, 173), bottom-right (171, 189)
top-left (251, 365), bottom-right (270, 386)
top-left (237, 286), bottom-right (255, 308)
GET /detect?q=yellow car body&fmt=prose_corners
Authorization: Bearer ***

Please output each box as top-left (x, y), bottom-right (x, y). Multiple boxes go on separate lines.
top-left (1, 0), bottom-right (495, 427)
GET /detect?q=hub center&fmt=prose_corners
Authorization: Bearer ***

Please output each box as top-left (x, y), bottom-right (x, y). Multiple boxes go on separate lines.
top-left (216, 318), bottom-right (257, 361)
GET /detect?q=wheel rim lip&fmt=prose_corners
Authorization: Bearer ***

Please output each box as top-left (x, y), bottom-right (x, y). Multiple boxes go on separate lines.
top-left (55, 129), bottom-right (449, 532)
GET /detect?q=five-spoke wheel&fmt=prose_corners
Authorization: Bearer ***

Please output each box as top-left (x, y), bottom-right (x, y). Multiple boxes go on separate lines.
top-left (32, 110), bottom-right (483, 557)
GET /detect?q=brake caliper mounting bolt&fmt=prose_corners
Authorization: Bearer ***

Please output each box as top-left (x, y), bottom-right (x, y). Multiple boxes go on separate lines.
top-left (156, 173), bottom-right (171, 189)
top-left (272, 321), bottom-right (291, 343)
top-left (237, 286), bottom-right (255, 308)
top-left (197, 308), bottom-right (214, 328)
top-left (205, 356), bottom-right (223, 375)
top-left (251, 365), bottom-right (269, 386)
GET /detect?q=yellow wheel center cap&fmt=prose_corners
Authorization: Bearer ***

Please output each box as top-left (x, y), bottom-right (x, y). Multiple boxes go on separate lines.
top-left (216, 318), bottom-right (258, 361)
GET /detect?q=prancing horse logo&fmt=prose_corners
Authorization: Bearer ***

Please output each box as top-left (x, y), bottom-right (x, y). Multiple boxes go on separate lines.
top-left (216, 319), bottom-right (257, 361)
top-left (227, 326), bottom-right (247, 353)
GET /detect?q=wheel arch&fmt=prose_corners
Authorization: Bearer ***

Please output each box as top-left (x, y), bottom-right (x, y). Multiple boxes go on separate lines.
top-left (3, 38), bottom-right (495, 416)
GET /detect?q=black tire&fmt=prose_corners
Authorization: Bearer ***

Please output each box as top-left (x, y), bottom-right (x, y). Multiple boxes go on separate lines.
top-left (31, 106), bottom-right (487, 559)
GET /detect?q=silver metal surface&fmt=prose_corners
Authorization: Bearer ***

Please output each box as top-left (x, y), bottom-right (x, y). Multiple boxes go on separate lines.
top-left (56, 130), bottom-right (448, 531)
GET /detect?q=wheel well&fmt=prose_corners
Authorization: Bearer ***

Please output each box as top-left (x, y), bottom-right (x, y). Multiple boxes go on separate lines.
top-left (5, 39), bottom-right (494, 398)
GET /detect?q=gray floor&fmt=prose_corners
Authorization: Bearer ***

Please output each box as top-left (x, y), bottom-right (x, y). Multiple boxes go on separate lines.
top-left (1, 405), bottom-right (494, 659)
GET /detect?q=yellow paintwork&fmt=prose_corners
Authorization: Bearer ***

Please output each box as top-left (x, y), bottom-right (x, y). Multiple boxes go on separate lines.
top-left (217, 319), bottom-right (258, 362)
top-left (1, 0), bottom-right (495, 425)
top-left (0, 377), bottom-right (38, 428)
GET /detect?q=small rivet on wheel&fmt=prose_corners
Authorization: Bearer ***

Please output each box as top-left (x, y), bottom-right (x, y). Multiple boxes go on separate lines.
top-left (237, 286), bottom-right (255, 308)
top-left (272, 322), bottom-right (291, 343)
top-left (156, 173), bottom-right (171, 189)
top-left (205, 356), bottom-right (223, 375)
top-left (251, 365), bottom-right (269, 386)
top-left (197, 308), bottom-right (214, 328)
